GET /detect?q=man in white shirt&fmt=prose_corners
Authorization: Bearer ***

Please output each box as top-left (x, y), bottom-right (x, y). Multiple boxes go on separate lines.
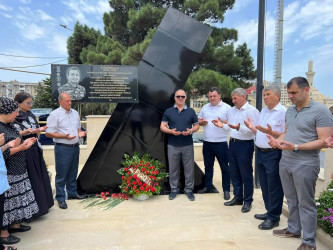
top-left (213, 88), bottom-right (259, 213)
top-left (197, 87), bottom-right (231, 200)
top-left (244, 85), bottom-right (286, 230)
top-left (46, 93), bottom-right (87, 209)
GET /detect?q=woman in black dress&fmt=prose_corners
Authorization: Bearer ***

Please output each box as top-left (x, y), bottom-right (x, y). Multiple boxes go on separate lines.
top-left (0, 134), bottom-right (19, 250)
top-left (0, 97), bottom-right (39, 245)
top-left (13, 93), bottom-right (54, 217)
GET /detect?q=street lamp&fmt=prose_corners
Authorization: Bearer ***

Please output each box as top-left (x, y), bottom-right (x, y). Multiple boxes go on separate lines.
top-left (60, 24), bottom-right (73, 31)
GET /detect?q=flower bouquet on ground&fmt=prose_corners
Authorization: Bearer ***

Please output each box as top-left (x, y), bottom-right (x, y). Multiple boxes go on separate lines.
top-left (80, 152), bottom-right (168, 210)
top-left (118, 152), bottom-right (169, 200)
top-left (80, 191), bottom-right (129, 210)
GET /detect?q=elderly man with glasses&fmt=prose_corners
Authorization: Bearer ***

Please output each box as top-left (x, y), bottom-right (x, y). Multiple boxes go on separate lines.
top-left (160, 89), bottom-right (199, 201)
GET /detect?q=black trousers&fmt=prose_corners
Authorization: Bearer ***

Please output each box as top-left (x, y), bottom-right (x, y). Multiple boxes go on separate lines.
top-left (257, 149), bottom-right (284, 221)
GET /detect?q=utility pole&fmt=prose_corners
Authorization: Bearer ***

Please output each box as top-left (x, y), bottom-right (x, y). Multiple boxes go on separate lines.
top-left (254, 0), bottom-right (266, 188)
top-left (273, 0), bottom-right (284, 88)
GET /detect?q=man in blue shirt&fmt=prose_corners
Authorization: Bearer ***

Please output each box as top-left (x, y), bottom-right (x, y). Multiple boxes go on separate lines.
top-left (160, 89), bottom-right (199, 201)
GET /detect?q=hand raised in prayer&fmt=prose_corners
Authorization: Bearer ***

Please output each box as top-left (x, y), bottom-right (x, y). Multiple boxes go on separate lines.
top-left (212, 117), bottom-right (226, 128)
top-left (256, 124), bottom-right (273, 135)
top-left (0, 133), bottom-right (4, 146)
top-left (65, 134), bottom-right (77, 140)
top-left (181, 128), bottom-right (191, 136)
top-left (78, 131), bottom-right (87, 138)
top-left (7, 138), bottom-right (21, 148)
top-left (325, 135), bottom-right (333, 148)
top-left (170, 128), bottom-right (181, 136)
top-left (198, 118), bottom-right (208, 126)
top-left (244, 118), bottom-right (255, 131)
top-left (228, 123), bottom-right (240, 130)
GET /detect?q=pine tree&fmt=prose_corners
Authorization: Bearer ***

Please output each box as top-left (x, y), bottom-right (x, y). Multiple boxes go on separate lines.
top-left (66, 0), bottom-right (256, 101)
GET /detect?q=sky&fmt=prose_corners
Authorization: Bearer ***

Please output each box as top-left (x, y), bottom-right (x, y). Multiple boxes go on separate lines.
top-left (0, 0), bottom-right (333, 98)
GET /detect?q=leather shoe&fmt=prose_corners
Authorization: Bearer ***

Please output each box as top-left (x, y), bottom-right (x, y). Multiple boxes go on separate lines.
top-left (297, 243), bottom-right (316, 250)
top-left (185, 191), bottom-right (195, 201)
top-left (67, 194), bottom-right (85, 200)
top-left (169, 192), bottom-right (178, 200)
top-left (58, 200), bottom-right (68, 209)
top-left (241, 203), bottom-right (252, 213)
top-left (224, 197), bottom-right (243, 206)
top-left (254, 213), bottom-right (267, 220)
top-left (0, 234), bottom-right (20, 245)
top-left (223, 191), bottom-right (230, 200)
top-left (9, 224), bottom-right (31, 233)
top-left (258, 219), bottom-right (279, 230)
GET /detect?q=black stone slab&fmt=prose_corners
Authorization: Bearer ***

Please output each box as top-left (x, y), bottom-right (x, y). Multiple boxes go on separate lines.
top-left (77, 7), bottom-right (212, 194)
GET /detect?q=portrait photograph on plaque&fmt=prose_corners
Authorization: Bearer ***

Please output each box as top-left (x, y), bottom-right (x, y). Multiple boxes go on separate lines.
top-left (51, 64), bottom-right (138, 103)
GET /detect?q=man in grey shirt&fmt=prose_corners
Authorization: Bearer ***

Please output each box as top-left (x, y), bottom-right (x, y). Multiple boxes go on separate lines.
top-left (46, 93), bottom-right (87, 209)
top-left (268, 77), bottom-right (333, 250)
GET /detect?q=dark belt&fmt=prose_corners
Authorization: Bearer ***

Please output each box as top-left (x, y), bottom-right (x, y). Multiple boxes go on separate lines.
top-left (55, 142), bottom-right (79, 147)
top-left (229, 138), bottom-right (253, 143)
top-left (257, 147), bottom-right (280, 152)
top-left (204, 141), bottom-right (227, 144)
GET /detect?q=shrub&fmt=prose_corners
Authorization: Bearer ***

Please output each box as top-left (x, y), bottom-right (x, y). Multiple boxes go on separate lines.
top-left (316, 181), bottom-right (333, 237)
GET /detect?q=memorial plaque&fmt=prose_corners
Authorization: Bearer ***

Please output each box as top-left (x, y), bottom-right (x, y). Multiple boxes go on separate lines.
top-left (51, 64), bottom-right (138, 103)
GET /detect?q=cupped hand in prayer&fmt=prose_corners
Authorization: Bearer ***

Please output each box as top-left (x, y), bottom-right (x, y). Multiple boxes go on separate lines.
top-left (7, 138), bottom-right (21, 148)
top-left (170, 128), bottom-right (181, 136)
top-left (228, 123), bottom-right (240, 130)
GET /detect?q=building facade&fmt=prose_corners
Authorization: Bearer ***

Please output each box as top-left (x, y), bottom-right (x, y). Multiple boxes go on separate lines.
top-left (247, 60), bottom-right (333, 111)
top-left (0, 80), bottom-right (39, 99)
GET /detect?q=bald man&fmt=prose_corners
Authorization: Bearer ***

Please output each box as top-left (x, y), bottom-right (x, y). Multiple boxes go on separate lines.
top-left (46, 93), bottom-right (87, 209)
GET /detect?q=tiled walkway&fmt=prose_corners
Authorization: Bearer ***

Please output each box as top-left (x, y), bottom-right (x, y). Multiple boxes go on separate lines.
top-left (15, 162), bottom-right (330, 250)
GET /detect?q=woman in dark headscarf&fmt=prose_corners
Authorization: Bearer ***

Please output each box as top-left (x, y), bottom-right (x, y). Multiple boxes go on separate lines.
top-left (13, 92), bottom-right (54, 217)
top-left (0, 133), bottom-right (19, 250)
top-left (0, 97), bottom-right (39, 246)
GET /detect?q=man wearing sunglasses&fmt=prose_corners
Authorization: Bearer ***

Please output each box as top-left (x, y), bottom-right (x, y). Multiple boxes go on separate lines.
top-left (160, 89), bottom-right (199, 201)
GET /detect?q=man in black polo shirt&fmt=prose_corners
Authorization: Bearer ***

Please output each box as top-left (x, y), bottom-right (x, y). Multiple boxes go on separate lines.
top-left (160, 89), bottom-right (199, 201)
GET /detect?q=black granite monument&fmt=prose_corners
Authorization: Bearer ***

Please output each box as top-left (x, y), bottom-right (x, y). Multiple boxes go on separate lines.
top-left (77, 8), bottom-right (212, 194)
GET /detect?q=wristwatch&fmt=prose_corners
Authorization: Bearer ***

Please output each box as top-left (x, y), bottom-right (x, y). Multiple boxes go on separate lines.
top-left (293, 144), bottom-right (299, 152)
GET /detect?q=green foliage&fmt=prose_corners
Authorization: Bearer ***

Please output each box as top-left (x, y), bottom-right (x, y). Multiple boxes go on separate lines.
top-left (316, 181), bottom-right (333, 237)
top-left (103, 0), bottom-right (135, 46)
top-left (78, 103), bottom-right (117, 117)
top-left (127, 4), bottom-right (165, 45)
top-left (118, 152), bottom-right (169, 197)
top-left (185, 68), bottom-right (237, 100)
top-left (33, 78), bottom-right (59, 110)
top-left (67, 22), bottom-right (101, 64)
top-left (235, 43), bottom-right (257, 80)
top-left (80, 192), bottom-right (127, 210)
top-left (183, 0), bottom-right (235, 22)
top-left (66, 0), bottom-right (256, 104)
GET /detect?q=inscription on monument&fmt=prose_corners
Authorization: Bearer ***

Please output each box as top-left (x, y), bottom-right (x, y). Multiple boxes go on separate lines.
top-left (51, 64), bottom-right (138, 103)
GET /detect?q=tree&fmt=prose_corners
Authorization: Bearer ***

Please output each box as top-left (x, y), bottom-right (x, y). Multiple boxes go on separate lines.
top-left (185, 68), bottom-right (237, 105)
top-left (67, 22), bottom-right (101, 64)
top-left (66, 0), bottom-right (256, 103)
top-left (79, 103), bottom-right (117, 118)
top-left (33, 78), bottom-right (59, 110)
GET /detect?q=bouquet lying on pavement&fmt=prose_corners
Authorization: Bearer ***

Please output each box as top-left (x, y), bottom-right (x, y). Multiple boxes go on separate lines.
top-left (80, 152), bottom-right (168, 210)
